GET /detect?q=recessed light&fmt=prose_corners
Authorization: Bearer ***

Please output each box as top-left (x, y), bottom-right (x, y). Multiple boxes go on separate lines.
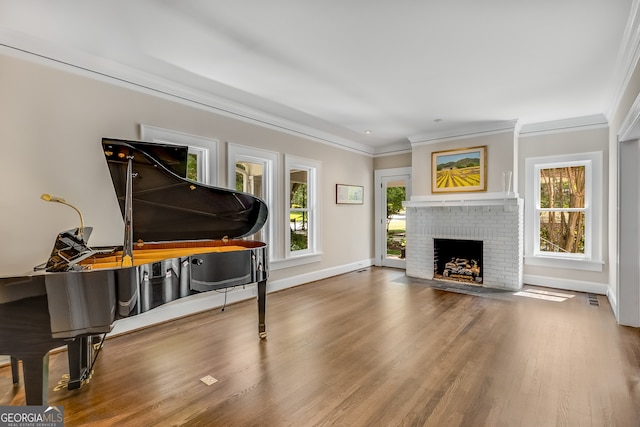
top-left (364, 130), bottom-right (372, 134)
top-left (434, 119), bottom-right (443, 123)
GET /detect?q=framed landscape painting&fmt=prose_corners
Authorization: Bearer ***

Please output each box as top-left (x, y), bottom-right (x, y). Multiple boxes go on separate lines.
top-left (432, 146), bottom-right (487, 193)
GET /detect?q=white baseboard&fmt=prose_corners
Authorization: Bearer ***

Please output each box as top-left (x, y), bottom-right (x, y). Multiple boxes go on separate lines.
top-left (110, 286), bottom-right (257, 336)
top-left (111, 258), bottom-right (374, 337)
top-left (523, 274), bottom-right (609, 295)
top-left (267, 258), bottom-right (374, 293)
top-left (607, 286), bottom-right (618, 320)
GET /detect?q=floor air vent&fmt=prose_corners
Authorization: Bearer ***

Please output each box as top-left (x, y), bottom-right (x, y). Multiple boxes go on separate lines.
top-left (587, 293), bottom-right (600, 306)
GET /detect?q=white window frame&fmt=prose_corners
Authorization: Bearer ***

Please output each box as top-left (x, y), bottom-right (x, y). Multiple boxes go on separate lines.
top-left (140, 124), bottom-right (217, 185)
top-left (281, 154), bottom-right (322, 267)
top-left (227, 143), bottom-right (278, 262)
top-left (524, 151), bottom-right (603, 271)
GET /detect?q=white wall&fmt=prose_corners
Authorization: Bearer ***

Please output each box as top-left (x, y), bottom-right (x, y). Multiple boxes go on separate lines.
top-left (410, 131), bottom-right (516, 196)
top-left (517, 127), bottom-right (610, 292)
top-left (608, 54), bottom-right (640, 325)
top-left (0, 53), bottom-right (374, 287)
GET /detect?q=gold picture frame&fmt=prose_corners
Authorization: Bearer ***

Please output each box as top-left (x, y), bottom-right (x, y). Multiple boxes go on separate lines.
top-left (336, 184), bottom-right (364, 204)
top-left (432, 146), bottom-right (487, 193)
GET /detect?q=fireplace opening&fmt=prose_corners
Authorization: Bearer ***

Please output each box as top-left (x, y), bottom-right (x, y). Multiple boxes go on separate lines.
top-left (433, 239), bottom-right (483, 285)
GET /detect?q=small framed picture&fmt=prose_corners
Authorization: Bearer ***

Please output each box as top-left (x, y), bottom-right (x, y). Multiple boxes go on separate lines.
top-left (336, 184), bottom-right (364, 204)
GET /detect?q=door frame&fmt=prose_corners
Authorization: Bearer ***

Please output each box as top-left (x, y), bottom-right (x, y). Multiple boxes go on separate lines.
top-left (374, 167), bottom-right (412, 268)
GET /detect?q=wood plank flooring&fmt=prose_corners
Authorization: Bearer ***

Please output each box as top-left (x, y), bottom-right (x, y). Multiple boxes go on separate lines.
top-left (1, 267), bottom-right (639, 426)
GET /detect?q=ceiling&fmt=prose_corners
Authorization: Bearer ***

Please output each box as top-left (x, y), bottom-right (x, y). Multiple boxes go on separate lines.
top-left (0, 1), bottom-right (634, 155)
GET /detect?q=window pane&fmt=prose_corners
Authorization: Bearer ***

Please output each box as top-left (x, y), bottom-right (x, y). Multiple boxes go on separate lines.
top-left (290, 168), bottom-right (309, 252)
top-left (236, 162), bottom-right (263, 195)
top-left (236, 161), bottom-right (264, 241)
top-left (290, 169), bottom-right (308, 208)
top-left (187, 153), bottom-right (199, 181)
top-left (235, 172), bottom-right (245, 191)
top-left (539, 211), bottom-right (585, 254)
top-left (539, 166), bottom-right (585, 208)
top-left (290, 217), bottom-right (308, 251)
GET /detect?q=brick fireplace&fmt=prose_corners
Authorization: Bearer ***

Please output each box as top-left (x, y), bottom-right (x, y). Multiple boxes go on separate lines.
top-left (404, 193), bottom-right (524, 290)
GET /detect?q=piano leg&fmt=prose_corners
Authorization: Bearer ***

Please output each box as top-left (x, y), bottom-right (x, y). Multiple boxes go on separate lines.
top-left (20, 352), bottom-right (49, 406)
top-left (257, 279), bottom-right (267, 339)
top-left (10, 356), bottom-right (19, 384)
top-left (66, 337), bottom-right (92, 390)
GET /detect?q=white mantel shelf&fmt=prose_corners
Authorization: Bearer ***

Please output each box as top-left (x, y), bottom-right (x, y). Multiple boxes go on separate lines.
top-left (404, 192), bottom-right (522, 208)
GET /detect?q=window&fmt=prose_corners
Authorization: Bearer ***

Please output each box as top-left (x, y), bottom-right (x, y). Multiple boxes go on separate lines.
top-left (227, 143), bottom-right (278, 260)
top-left (284, 155), bottom-right (321, 261)
top-left (289, 168), bottom-right (309, 251)
top-left (525, 152), bottom-right (603, 271)
top-left (140, 124), bottom-right (217, 185)
top-left (537, 165), bottom-right (586, 255)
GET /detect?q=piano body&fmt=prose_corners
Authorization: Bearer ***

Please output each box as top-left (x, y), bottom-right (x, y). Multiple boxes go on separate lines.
top-left (0, 138), bottom-right (268, 405)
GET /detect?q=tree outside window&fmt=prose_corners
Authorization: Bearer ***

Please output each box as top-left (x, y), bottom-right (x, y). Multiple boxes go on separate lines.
top-left (525, 151), bottom-right (601, 271)
top-left (538, 166), bottom-right (585, 254)
top-left (290, 169), bottom-right (309, 251)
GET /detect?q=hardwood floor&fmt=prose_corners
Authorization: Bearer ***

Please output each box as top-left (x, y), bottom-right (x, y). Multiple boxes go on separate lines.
top-left (2, 267), bottom-right (640, 426)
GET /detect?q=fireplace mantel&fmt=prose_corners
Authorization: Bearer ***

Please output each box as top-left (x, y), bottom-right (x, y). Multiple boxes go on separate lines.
top-left (404, 192), bottom-right (522, 209)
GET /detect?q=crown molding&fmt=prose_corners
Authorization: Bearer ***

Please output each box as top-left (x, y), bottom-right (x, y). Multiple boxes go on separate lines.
top-left (0, 28), bottom-right (377, 157)
top-left (618, 91), bottom-right (640, 142)
top-left (372, 141), bottom-right (412, 157)
top-left (408, 120), bottom-right (518, 146)
top-left (518, 114), bottom-right (609, 137)
top-left (606, 0), bottom-right (640, 120)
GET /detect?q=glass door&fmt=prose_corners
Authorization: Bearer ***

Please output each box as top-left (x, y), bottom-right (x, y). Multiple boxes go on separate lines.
top-left (375, 168), bottom-right (411, 269)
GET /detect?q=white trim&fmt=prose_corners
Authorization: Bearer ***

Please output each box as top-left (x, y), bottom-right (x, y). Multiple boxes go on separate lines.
top-left (268, 258), bottom-right (374, 292)
top-left (532, 159), bottom-right (592, 260)
top-left (518, 115), bottom-right (609, 137)
top-left (409, 120), bottom-right (518, 146)
top-left (405, 192), bottom-right (521, 208)
top-left (373, 146), bottom-right (413, 158)
top-left (523, 274), bottom-right (609, 295)
top-left (606, 0), bottom-right (640, 120)
top-left (524, 151), bottom-right (603, 271)
top-left (617, 139), bottom-right (640, 327)
top-left (0, 33), bottom-right (378, 157)
top-left (284, 154), bottom-right (322, 262)
top-left (618, 91), bottom-right (640, 142)
top-left (110, 285), bottom-right (257, 336)
top-left (270, 253), bottom-right (322, 270)
top-left (227, 143), bottom-right (279, 262)
top-left (374, 168), bottom-right (412, 268)
top-left (524, 256), bottom-right (604, 272)
top-left (607, 287), bottom-right (618, 318)
top-left (140, 124), bottom-right (217, 186)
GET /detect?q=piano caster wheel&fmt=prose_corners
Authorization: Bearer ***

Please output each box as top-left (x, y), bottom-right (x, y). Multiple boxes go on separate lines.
top-left (259, 332), bottom-right (267, 340)
top-left (52, 369), bottom-right (94, 392)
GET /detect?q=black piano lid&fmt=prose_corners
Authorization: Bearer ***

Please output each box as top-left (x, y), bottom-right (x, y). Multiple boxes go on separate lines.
top-left (101, 138), bottom-right (268, 242)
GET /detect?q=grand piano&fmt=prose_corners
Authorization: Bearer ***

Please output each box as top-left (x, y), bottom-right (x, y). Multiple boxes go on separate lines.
top-left (0, 138), bottom-right (269, 405)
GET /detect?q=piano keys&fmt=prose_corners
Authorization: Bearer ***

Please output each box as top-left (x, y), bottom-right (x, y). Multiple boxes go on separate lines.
top-left (0, 138), bottom-right (268, 405)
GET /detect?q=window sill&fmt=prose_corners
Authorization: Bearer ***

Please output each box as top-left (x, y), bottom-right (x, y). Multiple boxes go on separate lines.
top-left (524, 255), bottom-right (603, 272)
top-left (270, 253), bottom-right (322, 270)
